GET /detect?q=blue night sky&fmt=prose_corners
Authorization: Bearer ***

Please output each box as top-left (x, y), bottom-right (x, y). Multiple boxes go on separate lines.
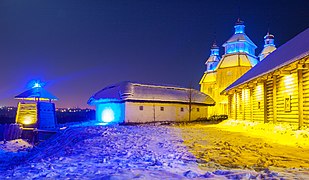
top-left (0, 0), bottom-right (308, 108)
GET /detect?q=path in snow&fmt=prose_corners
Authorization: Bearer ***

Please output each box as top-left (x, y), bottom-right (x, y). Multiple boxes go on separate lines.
top-left (178, 123), bottom-right (309, 179)
top-left (1, 125), bottom-right (202, 179)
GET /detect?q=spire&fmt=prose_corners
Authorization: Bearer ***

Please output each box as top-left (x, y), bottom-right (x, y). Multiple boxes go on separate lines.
top-left (210, 40), bottom-right (219, 56)
top-left (264, 31), bottom-right (275, 47)
top-left (259, 31), bottom-right (276, 61)
top-left (204, 40), bottom-right (220, 72)
top-left (234, 18), bottom-right (245, 34)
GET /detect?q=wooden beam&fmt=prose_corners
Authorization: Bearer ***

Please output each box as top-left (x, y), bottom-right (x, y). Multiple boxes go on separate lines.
top-left (263, 81), bottom-right (268, 123)
top-left (298, 69), bottom-right (304, 128)
top-left (250, 88), bottom-right (253, 121)
top-left (273, 75), bottom-right (277, 124)
top-left (242, 90), bottom-right (245, 120)
top-left (234, 91), bottom-right (237, 120)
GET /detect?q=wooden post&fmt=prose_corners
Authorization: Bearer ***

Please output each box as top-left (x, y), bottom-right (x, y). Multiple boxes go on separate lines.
top-left (298, 69), bottom-right (304, 128)
top-left (228, 94), bottom-right (231, 118)
top-left (273, 75), bottom-right (277, 123)
top-left (242, 89), bottom-right (245, 120)
top-left (263, 81), bottom-right (268, 123)
top-left (234, 92), bottom-right (237, 120)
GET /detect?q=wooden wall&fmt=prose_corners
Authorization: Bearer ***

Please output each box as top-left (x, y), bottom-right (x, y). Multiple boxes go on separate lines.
top-left (252, 83), bottom-right (264, 121)
top-left (276, 73), bottom-right (299, 123)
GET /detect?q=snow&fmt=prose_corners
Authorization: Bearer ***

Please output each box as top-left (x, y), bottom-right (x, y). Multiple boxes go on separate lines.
top-left (0, 120), bottom-right (308, 179)
top-left (88, 81), bottom-right (215, 105)
top-left (0, 139), bottom-right (32, 152)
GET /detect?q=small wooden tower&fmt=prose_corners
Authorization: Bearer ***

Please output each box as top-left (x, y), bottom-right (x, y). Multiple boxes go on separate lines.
top-left (15, 82), bottom-right (58, 130)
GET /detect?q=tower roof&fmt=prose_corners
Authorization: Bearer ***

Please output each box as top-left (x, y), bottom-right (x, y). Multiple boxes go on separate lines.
top-left (218, 53), bottom-right (259, 68)
top-left (264, 32), bottom-right (275, 39)
top-left (223, 19), bottom-right (257, 48)
top-left (15, 87), bottom-right (58, 101)
top-left (259, 31), bottom-right (276, 60)
top-left (223, 33), bottom-right (257, 48)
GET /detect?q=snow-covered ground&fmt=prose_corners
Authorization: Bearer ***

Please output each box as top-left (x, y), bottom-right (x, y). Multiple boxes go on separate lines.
top-left (0, 120), bottom-right (308, 179)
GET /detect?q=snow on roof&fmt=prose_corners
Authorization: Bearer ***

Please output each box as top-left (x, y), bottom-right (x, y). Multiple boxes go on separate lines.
top-left (218, 53), bottom-right (259, 68)
top-left (88, 81), bottom-right (215, 105)
top-left (259, 45), bottom-right (276, 58)
top-left (15, 87), bottom-right (58, 100)
top-left (205, 56), bottom-right (220, 63)
top-left (224, 28), bottom-right (309, 93)
top-left (223, 33), bottom-right (257, 48)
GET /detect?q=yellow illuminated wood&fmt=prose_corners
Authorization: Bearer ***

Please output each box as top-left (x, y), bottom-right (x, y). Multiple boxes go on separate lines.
top-left (263, 81), bottom-right (268, 123)
top-left (273, 75), bottom-right (277, 123)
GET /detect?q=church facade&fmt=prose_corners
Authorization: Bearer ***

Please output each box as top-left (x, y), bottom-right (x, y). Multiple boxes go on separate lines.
top-left (200, 19), bottom-right (276, 116)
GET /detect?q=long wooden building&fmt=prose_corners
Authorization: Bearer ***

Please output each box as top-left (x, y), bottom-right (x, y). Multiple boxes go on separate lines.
top-left (88, 81), bottom-right (215, 124)
top-left (222, 28), bottom-right (309, 127)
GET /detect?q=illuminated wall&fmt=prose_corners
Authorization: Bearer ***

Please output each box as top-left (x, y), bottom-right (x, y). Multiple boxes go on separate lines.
top-left (16, 102), bottom-right (38, 127)
top-left (228, 70), bottom-right (303, 125)
top-left (16, 102), bottom-right (57, 129)
top-left (124, 102), bottom-right (208, 123)
top-left (276, 73), bottom-right (299, 123)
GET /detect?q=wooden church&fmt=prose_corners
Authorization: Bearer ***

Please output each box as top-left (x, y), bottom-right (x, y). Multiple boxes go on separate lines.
top-left (200, 19), bottom-right (276, 116)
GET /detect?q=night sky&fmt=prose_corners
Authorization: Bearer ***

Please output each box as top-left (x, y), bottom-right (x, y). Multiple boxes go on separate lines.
top-left (0, 0), bottom-right (308, 108)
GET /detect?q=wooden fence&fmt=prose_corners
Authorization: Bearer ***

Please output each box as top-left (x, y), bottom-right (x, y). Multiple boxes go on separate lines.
top-left (0, 124), bottom-right (22, 141)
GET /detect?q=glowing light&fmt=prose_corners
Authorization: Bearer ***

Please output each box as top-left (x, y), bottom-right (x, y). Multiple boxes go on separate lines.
top-left (96, 103), bottom-right (124, 123)
top-left (101, 108), bottom-right (115, 123)
top-left (255, 84), bottom-right (263, 101)
top-left (23, 116), bottom-right (34, 125)
top-left (33, 83), bottom-right (41, 88)
top-left (283, 74), bottom-right (295, 95)
top-left (28, 80), bottom-right (45, 89)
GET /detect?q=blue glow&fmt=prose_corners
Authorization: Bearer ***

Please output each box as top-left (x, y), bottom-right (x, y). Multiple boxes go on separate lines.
top-left (210, 49), bottom-right (219, 56)
top-left (234, 25), bottom-right (245, 34)
top-left (225, 42), bottom-right (251, 55)
top-left (28, 80), bottom-right (45, 89)
top-left (207, 62), bottom-right (218, 71)
top-left (33, 82), bottom-right (41, 88)
top-left (96, 103), bottom-right (124, 123)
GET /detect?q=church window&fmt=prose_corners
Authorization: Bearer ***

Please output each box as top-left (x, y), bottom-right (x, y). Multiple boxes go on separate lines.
top-left (160, 107), bottom-right (164, 111)
top-left (139, 106), bottom-right (143, 110)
